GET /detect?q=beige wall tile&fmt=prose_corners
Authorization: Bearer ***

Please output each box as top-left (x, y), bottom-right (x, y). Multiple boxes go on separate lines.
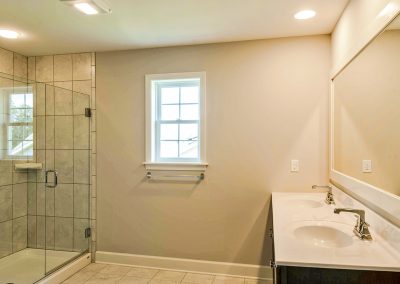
top-left (36, 183), bottom-right (45, 215)
top-left (46, 216), bottom-right (55, 249)
top-left (55, 184), bottom-right (73, 217)
top-left (0, 221), bottom-right (12, 257)
top-left (45, 116), bottom-right (55, 149)
top-left (74, 116), bottom-right (89, 149)
top-left (73, 80), bottom-right (91, 95)
top-left (0, 160), bottom-right (13, 186)
top-left (27, 183), bottom-right (37, 215)
top-left (74, 150), bottom-right (89, 184)
top-left (54, 54), bottom-right (72, 81)
top-left (27, 215), bottom-right (37, 247)
top-left (12, 216), bottom-right (27, 252)
top-left (74, 184), bottom-right (89, 218)
top-left (55, 150), bottom-right (73, 183)
top-left (36, 116), bottom-right (45, 149)
top-left (73, 92), bottom-right (89, 115)
top-left (54, 87), bottom-right (73, 115)
top-left (45, 84), bottom-right (55, 115)
top-left (36, 55), bottom-right (53, 82)
top-left (91, 87), bottom-right (96, 109)
top-left (36, 216), bottom-right (45, 249)
top-left (55, 217), bottom-right (73, 250)
top-left (0, 48), bottom-right (13, 75)
top-left (55, 116), bottom-right (73, 149)
top-left (54, 81), bottom-right (72, 90)
top-left (36, 83), bottom-right (46, 115)
top-left (45, 187), bottom-right (55, 216)
top-left (73, 53), bottom-right (91, 80)
top-left (28, 57), bottom-right (36, 81)
top-left (12, 183), bottom-right (27, 218)
top-left (0, 185), bottom-right (12, 222)
top-left (13, 53), bottom-right (27, 79)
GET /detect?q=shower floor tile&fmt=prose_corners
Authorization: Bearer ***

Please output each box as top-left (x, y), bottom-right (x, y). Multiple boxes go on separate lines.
top-left (0, 248), bottom-right (80, 284)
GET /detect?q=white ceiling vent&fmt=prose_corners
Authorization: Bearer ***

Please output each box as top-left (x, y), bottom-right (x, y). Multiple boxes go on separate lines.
top-left (60, 0), bottom-right (112, 15)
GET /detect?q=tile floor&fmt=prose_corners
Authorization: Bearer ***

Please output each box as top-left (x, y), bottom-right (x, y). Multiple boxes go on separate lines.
top-left (62, 263), bottom-right (273, 284)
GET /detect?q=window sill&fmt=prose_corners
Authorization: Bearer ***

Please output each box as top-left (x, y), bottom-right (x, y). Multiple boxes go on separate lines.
top-left (143, 162), bottom-right (208, 171)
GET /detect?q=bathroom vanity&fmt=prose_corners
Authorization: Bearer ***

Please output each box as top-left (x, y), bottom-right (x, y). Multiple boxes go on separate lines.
top-left (270, 190), bottom-right (400, 284)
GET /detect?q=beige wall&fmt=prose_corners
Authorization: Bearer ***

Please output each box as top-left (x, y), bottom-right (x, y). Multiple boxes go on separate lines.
top-left (96, 36), bottom-right (330, 265)
top-left (331, 0), bottom-right (400, 76)
top-left (334, 30), bottom-right (400, 196)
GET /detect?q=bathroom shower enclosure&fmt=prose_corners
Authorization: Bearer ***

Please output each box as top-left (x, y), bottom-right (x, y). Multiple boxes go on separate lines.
top-left (0, 74), bottom-right (91, 283)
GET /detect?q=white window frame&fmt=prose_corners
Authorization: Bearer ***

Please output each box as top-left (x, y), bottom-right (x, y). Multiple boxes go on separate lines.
top-left (144, 72), bottom-right (207, 170)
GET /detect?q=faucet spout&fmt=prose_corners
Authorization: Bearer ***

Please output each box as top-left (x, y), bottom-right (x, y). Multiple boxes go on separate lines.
top-left (312, 185), bottom-right (335, 205)
top-left (334, 208), bottom-right (372, 240)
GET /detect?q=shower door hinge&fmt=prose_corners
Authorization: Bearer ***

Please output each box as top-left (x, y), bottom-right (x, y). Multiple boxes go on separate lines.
top-left (85, 108), bottom-right (92, 117)
top-left (85, 227), bottom-right (91, 238)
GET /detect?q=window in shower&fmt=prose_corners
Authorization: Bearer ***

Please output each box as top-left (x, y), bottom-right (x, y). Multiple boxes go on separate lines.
top-left (5, 87), bottom-right (34, 159)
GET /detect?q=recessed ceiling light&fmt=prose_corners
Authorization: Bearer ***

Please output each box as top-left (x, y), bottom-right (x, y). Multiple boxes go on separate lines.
top-left (294, 10), bottom-right (316, 20)
top-left (60, 0), bottom-right (112, 15)
top-left (74, 2), bottom-right (98, 15)
top-left (0, 29), bottom-right (20, 39)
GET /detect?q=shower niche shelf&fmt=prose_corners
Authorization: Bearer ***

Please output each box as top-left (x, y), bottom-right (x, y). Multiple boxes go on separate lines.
top-left (14, 163), bottom-right (43, 170)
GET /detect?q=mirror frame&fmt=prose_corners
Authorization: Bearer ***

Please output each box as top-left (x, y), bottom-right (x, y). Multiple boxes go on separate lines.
top-left (330, 10), bottom-right (400, 227)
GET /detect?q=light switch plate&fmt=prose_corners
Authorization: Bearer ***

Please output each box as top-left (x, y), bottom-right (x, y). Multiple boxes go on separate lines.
top-left (362, 160), bottom-right (372, 173)
top-left (291, 160), bottom-right (299, 172)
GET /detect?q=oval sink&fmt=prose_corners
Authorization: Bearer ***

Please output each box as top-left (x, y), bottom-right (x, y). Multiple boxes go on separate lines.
top-left (285, 199), bottom-right (323, 209)
top-left (291, 222), bottom-right (354, 248)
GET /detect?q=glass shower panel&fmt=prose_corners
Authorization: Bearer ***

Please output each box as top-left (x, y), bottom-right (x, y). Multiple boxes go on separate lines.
top-left (0, 77), bottom-right (46, 283)
top-left (45, 84), bottom-right (91, 274)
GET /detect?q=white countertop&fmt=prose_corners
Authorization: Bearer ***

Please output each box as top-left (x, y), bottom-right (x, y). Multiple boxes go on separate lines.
top-left (272, 190), bottom-right (400, 271)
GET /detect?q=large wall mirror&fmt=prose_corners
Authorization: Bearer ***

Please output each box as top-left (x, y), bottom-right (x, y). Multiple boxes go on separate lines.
top-left (332, 14), bottom-right (400, 223)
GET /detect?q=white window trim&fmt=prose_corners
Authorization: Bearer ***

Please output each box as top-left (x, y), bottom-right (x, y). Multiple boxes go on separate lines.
top-left (144, 72), bottom-right (207, 171)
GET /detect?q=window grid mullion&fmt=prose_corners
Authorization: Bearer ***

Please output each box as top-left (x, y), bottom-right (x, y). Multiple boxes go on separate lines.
top-left (153, 78), bottom-right (201, 162)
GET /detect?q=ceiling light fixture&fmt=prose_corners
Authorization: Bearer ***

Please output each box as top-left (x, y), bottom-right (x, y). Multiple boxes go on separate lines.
top-left (0, 29), bottom-right (20, 39)
top-left (74, 2), bottom-right (98, 15)
top-left (294, 10), bottom-right (316, 20)
top-left (60, 0), bottom-right (112, 15)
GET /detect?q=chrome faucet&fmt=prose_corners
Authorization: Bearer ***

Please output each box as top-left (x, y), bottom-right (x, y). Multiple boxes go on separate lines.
top-left (334, 208), bottom-right (372, 240)
top-left (312, 185), bottom-right (335, 205)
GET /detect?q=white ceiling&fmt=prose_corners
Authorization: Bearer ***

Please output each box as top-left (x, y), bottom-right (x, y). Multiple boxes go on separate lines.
top-left (0, 0), bottom-right (349, 56)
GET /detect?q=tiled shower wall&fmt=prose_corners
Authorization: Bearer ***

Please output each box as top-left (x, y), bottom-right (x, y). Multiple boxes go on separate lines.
top-left (0, 47), bottom-right (29, 258)
top-left (0, 47), bottom-right (97, 259)
top-left (26, 53), bottom-right (97, 256)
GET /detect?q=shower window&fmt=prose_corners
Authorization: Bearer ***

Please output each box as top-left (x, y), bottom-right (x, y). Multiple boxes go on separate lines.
top-left (5, 87), bottom-right (33, 159)
top-left (145, 72), bottom-right (206, 163)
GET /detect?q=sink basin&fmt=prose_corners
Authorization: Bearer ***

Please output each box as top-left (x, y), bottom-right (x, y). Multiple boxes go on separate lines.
top-left (290, 221), bottom-right (354, 248)
top-left (285, 199), bottom-right (323, 209)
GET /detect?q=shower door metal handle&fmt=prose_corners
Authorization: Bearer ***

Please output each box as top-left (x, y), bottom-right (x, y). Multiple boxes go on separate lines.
top-left (45, 170), bottom-right (58, 188)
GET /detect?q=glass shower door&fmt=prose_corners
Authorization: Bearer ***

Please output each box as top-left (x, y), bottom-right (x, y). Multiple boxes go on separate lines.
top-left (44, 84), bottom-right (91, 274)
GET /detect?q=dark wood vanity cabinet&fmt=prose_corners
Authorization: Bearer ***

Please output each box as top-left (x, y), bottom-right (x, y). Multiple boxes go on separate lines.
top-left (275, 266), bottom-right (400, 284)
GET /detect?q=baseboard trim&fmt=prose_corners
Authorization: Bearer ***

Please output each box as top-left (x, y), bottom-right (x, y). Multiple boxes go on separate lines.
top-left (38, 253), bottom-right (91, 284)
top-left (96, 251), bottom-right (272, 280)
